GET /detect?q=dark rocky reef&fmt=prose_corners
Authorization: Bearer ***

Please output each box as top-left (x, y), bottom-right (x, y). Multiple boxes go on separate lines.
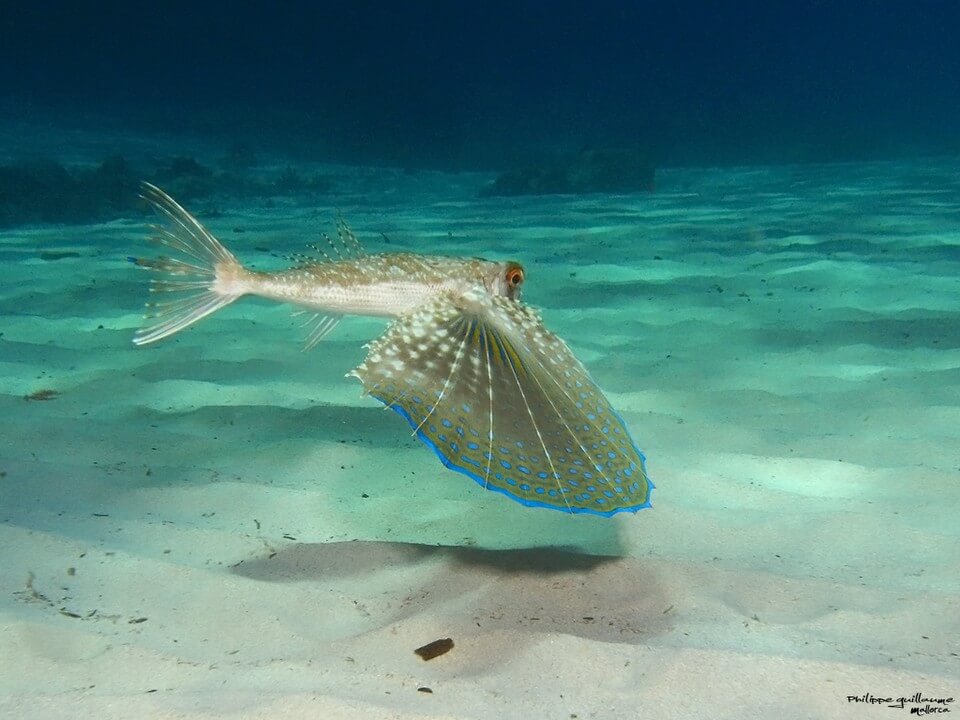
top-left (480, 147), bottom-right (656, 197)
top-left (0, 149), bottom-right (337, 228)
top-left (153, 155), bottom-right (217, 201)
top-left (0, 155), bottom-right (139, 227)
top-left (273, 166), bottom-right (333, 194)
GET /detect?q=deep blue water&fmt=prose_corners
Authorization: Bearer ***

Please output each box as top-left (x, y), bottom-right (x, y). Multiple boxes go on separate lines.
top-left (3, 0), bottom-right (959, 170)
top-left (1, 4), bottom-right (959, 713)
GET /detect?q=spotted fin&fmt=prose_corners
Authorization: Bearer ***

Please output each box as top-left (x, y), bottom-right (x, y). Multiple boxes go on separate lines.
top-left (349, 290), bottom-right (652, 516)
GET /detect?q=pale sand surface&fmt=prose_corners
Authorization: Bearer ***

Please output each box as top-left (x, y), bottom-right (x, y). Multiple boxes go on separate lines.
top-left (1, 148), bottom-right (958, 718)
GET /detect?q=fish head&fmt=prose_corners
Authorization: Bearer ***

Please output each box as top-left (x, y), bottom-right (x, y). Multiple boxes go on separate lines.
top-left (484, 260), bottom-right (525, 301)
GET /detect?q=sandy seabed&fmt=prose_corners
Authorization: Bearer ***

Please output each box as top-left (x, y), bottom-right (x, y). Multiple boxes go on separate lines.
top-left (1, 139), bottom-right (957, 719)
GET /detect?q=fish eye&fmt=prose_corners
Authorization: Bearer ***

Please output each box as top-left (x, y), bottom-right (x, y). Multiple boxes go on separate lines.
top-left (506, 267), bottom-right (524, 288)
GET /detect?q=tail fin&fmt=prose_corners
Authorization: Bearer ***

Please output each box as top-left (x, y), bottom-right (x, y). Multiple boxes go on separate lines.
top-left (131, 183), bottom-right (247, 345)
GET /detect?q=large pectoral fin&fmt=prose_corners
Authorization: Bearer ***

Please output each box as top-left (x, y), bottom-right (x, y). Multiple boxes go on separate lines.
top-left (349, 290), bottom-right (652, 516)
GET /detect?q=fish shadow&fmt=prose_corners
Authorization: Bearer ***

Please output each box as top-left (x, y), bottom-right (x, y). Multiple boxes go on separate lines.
top-left (231, 540), bottom-right (674, 667)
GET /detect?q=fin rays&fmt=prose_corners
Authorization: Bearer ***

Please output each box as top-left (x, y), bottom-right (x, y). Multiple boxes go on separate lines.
top-left (413, 319), bottom-right (471, 436)
top-left (297, 212), bottom-right (367, 267)
top-left (301, 313), bottom-right (343, 350)
top-left (351, 290), bottom-right (652, 515)
top-left (495, 323), bottom-right (571, 510)
top-left (132, 183), bottom-right (244, 345)
top-left (140, 183), bottom-right (233, 267)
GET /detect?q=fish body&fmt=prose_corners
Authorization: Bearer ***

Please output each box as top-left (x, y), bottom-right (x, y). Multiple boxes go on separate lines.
top-left (132, 183), bottom-right (653, 516)
top-left (231, 253), bottom-right (520, 318)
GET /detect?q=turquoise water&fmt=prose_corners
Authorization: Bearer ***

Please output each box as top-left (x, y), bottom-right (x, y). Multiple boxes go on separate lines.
top-left (1, 134), bottom-right (958, 716)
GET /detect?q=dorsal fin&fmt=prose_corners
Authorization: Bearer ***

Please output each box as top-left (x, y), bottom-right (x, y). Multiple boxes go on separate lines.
top-left (336, 213), bottom-right (366, 258)
top-left (297, 213), bottom-right (367, 267)
top-left (287, 251), bottom-right (316, 266)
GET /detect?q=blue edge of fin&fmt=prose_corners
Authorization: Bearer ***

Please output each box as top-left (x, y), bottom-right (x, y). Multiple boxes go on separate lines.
top-left (371, 393), bottom-right (654, 518)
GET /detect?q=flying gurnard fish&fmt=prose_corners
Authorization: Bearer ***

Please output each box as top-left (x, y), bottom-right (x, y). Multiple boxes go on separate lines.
top-left (131, 183), bottom-right (653, 516)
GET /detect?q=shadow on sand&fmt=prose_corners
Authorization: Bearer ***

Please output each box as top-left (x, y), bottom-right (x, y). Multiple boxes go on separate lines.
top-left (231, 540), bottom-right (674, 656)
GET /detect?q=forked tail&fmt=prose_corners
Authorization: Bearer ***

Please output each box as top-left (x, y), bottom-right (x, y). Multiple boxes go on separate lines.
top-left (131, 183), bottom-right (248, 345)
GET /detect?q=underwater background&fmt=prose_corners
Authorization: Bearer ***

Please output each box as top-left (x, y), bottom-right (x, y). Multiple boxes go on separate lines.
top-left (1, 2), bottom-right (958, 718)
